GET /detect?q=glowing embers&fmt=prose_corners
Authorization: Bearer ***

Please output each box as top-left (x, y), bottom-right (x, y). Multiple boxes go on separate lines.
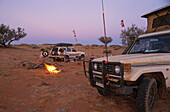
top-left (44, 63), bottom-right (61, 74)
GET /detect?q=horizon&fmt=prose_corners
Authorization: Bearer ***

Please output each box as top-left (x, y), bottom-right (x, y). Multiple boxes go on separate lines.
top-left (11, 41), bottom-right (123, 46)
top-left (0, 0), bottom-right (169, 45)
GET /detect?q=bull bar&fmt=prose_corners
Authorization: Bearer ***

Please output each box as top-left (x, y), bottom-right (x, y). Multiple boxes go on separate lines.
top-left (83, 60), bottom-right (133, 94)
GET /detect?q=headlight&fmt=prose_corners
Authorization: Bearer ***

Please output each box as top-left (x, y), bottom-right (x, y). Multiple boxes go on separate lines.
top-left (94, 63), bottom-right (98, 70)
top-left (115, 65), bottom-right (120, 74)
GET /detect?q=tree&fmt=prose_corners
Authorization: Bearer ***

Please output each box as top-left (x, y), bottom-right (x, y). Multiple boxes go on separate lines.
top-left (98, 36), bottom-right (112, 45)
top-left (0, 24), bottom-right (27, 47)
top-left (120, 24), bottom-right (145, 46)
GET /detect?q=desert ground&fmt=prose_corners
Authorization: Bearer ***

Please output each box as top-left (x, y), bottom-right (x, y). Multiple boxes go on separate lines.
top-left (0, 44), bottom-right (169, 112)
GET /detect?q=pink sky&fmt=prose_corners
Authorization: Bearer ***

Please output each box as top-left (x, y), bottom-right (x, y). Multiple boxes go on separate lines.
top-left (0, 0), bottom-right (169, 45)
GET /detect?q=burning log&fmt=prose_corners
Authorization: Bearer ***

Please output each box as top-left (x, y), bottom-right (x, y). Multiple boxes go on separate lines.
top-left (44, 63), bottom-right (61, 74)
top-left (17, 60), bottom-right (44, 69)
top-left (17, 60), bottom-right (61, 74)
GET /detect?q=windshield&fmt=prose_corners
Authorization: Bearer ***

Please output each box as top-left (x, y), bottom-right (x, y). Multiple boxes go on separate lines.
top-left (129, 34), bottom-right (170, 54)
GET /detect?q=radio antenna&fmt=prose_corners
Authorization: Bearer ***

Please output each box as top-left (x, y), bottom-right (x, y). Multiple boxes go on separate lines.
top-left (101, 0), bottom-right (108, 63)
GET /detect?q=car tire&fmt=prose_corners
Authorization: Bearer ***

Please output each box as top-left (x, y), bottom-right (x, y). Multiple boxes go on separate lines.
top-left (42, 50), bottom-right (49, 57)
top-left (52, 57), bottom-right (56, 62)
top-left (137, 77), bottom-right (157, 112)
top-left (81, 54), bottom-right (85, 60)
top-left (65, 55), bottom-right (69, 62)
top-left (97, 89), bottom-right (110, 96)
top-left (56, 57), bottom-right (61, 61)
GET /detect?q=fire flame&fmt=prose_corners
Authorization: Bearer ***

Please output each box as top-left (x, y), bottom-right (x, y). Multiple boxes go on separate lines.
top-left (44, 63), bottom-right (61, 74)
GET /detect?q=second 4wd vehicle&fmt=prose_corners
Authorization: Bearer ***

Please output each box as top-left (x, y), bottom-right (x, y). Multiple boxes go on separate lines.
top-left (42, 43), bottom-right (85, 61)
top-left (83, 29), bottom-right (170, 112)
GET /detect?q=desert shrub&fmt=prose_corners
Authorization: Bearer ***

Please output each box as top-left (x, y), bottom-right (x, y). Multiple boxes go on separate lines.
top-left (74, 43), bottom-right (83, 46)
top-left (99, 45), bottom-right (104, 47)
top-left (91, 44), bottom-right (99, 47)
top-left (120, 24), bottom-right (145, 46)
top-left (85, 45), bottom-right (91, 48)
top-left (18, 44), bottom-right (31, 47)
top-left (109, 45), bottom-right (116, 47)
top-left (42, 43), bottom-right (54, 46)
top-left (46, 47), bottom-right (52, 50)
top-left (0, 24), bottom-right (27, 47)
top-left (32, 45), bottom-right (39, 49)
top-left (40, 48), bottom-right (45, 51)
top-left (113, 45), bottom-right (123, 50)
top-left (98, 36), bottom-right (112, 45)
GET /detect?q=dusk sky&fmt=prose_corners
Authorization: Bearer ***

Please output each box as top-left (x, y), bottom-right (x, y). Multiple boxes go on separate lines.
top-left (0, 0), bottom-right (169, 45)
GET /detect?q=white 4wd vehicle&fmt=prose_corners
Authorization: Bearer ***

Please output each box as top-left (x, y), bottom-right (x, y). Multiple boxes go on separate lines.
top-left (43, 43), bottom-right (85, 61)
top-left (83, 29), bottom-right (170, 112)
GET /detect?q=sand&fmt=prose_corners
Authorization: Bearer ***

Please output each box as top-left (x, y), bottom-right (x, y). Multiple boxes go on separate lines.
top-left (0, 44), bottom-right (169, 112)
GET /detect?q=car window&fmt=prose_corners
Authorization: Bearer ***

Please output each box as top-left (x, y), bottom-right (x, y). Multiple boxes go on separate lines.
top-left (129, 34), bottom-right (170, 54)
top-left (72, 48), bottom-right (77, 52)
top-left (63, 48), bottom-right (66, 50)
top-left (67, 48), bottom-right (71, 52)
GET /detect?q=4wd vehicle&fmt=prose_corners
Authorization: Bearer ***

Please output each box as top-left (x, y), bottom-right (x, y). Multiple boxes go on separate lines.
top-left (83, 5), bottom-right (170, 112)
top-left (83, 29), bottom-right (170, 112)
top-left (43, 43), bottom-right (85, 61)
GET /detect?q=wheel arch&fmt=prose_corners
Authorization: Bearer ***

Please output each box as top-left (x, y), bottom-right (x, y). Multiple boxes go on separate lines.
top-left (81, 54), bottom-right (85, 57)
top-left (65, 55), bottom-right (69, 58)
top-left (136, 72), bottom-right (166, 93)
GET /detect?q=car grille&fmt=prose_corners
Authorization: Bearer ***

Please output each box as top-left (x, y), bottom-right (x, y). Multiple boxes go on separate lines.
top-left (92, 63), bottom-right (120, 76)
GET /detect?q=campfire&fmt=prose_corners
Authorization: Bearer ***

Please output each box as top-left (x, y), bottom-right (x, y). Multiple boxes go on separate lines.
top-left (44, 63), bottom-right (61, 74)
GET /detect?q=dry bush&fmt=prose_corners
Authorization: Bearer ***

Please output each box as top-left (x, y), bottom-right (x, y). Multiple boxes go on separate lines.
top-left (109, 45), bottom-right (116, 47)
top-left (46, 47), bottom-right (52, 50)
top-left (91, 44), bottom-right (99, 47)
top-left (42, 43), bottom-right (54, 46)
top-left (32, 45), bottom-right (40, 49)
top-left (114, 45), bottom-right (123, 50)
top-left (16, 44), bottom-right (40, 49)
top-left (110, 45), bottom-right (122, 48)
top-left (109, 45), bottom-right (124, 50)
top-left (85, 45), bottom-right (91, 47)
top-left (17, 44), bottom-right (32, 47)
top-left (74, 43), bottom-right (83, 46)
top-left (99, 45), bottom-right (104, 47)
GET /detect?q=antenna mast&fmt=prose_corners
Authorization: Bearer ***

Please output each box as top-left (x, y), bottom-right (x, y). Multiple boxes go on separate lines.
top-left (101, 0), bottom-right (108, 63)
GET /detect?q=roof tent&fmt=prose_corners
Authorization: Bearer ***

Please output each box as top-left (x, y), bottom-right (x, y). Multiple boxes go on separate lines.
top-left (141, 5), bottom-right (170, 33)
